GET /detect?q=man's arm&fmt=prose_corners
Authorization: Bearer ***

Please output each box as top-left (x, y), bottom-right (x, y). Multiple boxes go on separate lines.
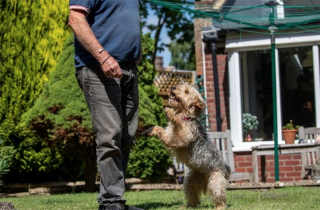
top-left (68, 9), bottom-right (122, 79)
top-left (135, 48), bottom-right (143, 65)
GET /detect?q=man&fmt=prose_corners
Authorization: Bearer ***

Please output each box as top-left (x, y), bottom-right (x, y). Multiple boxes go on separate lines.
top-left (68, 1), bottom-right (143, 210)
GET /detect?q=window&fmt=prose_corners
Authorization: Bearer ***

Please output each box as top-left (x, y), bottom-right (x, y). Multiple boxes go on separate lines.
top-left (239, 46), bottom-right (316, 143)
top-left (226, 31), bottom-right (320, 151)
top-left (240, 50), bottom-right (274, 142)
top-left (278, 46), bottom-right (316, 128)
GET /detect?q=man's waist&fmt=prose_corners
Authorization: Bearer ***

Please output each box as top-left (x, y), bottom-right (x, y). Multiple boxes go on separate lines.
top-left (76, 61), bottom-right (137, 71)
top-left (86, 60), bottom-right (136, 67)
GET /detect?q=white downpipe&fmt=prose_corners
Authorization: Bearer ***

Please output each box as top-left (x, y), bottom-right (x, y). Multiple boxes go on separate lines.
top-left (313, 45), bottom-right (320, 127)
top-left (201, 36), bottom-right (209, 130)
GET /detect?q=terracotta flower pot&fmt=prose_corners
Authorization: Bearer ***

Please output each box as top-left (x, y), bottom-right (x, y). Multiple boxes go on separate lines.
top-left (282, 129), bottom-right (297, 144)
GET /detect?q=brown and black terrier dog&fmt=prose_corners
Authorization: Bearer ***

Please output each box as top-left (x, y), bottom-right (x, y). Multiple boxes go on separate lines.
top-left (142, 83), bottom-right (230, 209)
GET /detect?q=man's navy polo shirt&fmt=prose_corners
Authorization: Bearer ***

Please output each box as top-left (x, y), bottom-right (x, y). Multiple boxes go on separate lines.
top-left (69, 0), bottom-right (141, 67)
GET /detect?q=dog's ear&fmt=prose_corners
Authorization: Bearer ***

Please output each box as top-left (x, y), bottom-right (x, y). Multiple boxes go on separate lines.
top-left (193, 97), bottom-right (206, 109)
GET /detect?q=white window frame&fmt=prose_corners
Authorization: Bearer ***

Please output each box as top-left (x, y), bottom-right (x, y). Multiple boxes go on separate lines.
top-left (226, 31), bottom-right (320, 151)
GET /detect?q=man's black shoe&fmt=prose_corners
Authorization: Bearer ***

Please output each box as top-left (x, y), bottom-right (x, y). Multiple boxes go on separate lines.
top-left (104, 203), bottom-right (125, 210)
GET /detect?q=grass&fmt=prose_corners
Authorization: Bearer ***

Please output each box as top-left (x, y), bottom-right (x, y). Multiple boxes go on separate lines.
top-left (0, 187), bottom-right (320, 210)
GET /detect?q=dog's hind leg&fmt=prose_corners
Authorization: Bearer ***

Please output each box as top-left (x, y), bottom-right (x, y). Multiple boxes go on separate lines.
top-left (206, 171), bottom-right (228, 210)
top-left (184, 170), bottom-right (206, 208)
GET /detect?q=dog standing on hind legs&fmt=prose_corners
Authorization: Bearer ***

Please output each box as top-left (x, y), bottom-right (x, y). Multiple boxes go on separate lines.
top-left (142, 83), bottom-right (231, 209)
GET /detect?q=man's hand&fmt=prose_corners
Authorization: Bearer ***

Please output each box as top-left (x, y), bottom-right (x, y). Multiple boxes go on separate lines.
top-left (101, 56), bottom-right (123, 79)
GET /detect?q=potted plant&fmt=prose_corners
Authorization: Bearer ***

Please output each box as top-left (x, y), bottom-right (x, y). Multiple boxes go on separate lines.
top-left (282, 120), bottom-right (299, 144)
top-left (242, 113), bottom-right (259, 142)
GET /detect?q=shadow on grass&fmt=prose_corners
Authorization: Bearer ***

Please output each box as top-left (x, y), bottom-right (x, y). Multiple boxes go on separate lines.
top-left (137, 200), bottom-right (226, 209)
top-left (137, 201), bottom-right (184, 209)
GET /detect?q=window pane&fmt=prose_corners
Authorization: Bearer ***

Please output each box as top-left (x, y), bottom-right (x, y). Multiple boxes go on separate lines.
top-left (279, 46), bottom-right (316, 128)
top-left (240, 50), bottom-right (273, 142)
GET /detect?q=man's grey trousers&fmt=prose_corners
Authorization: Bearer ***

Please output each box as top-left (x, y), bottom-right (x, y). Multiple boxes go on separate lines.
top-left (75, 63), bottom-right (139, 208)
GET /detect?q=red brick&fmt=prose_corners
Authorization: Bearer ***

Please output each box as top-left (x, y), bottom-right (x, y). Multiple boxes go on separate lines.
top-left (292, 154), bottom-right (302, 159)
top-left (266, 172), bottom-right (273, 178)
top-left (266, 156), bottom-right (275, 160)
top-left (268, 161), bottom-right (285, 166)
top-left (279, 155), bottom-right (292, 160)
top-left (284, 160), bottom-right (300, 166)
top-left (266, 161), bottom-right (273, 167)
top-left (286, 172), bottom-right (301, 177)
top-left (269, 172), bottom-right (286, 177)
top-left (234, 156), bottom-right (246, 162)
top-left (235, 168), bottom-right (247, 173)
top-left (279, 166), bottom-right (294, 171)
top-left (238, 162), bottom-right (252, 167)
top-left (247, 168), bottom-right (253, 173)
top-left (280, 177), bottom-right (294, 181)
top-left (266, 178), bottom-right (275, 182)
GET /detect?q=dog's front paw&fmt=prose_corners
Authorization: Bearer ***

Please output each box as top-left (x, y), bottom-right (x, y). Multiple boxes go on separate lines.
top-left (216, 204), bottom-right (227, 210)
top-left (141, 127), bottom-right (155, 136)
top-left (164, 107), bottom-right (175, 119)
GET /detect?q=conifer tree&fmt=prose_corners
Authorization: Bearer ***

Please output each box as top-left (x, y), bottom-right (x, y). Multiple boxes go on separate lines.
top-left (0, 0), bottom-right (71, 141)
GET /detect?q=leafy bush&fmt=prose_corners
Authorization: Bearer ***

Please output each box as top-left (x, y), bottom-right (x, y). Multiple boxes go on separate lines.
top-left (128, 86), bottom-right (171, 181)
top-left (128, 136), bottom-right (172, 181)
top-left (18, 35), bottom-right (96, 191)
top-left (0, 160), bottom-right (9, 186)
top-left (0, 0), bottom-right (73, 184)
top-left (0, 138), bottom-right (15, 185)
top-left (127, 32), bottom-right (171, 181)
top-left (0, 0), bottom-right (70, 145)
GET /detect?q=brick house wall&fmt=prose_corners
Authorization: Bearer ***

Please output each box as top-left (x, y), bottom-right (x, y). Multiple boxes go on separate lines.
top-left (194, 0), bottom-right (306, 182)
top-left (234, 153), bottom-right (304, 182)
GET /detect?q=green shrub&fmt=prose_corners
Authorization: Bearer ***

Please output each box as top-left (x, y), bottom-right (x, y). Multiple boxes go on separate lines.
top-left (0, 138), bottom-right (15, 185)
top-left (0, 0), bottom-right (71, 143)
top-left (0, 0), bottom-right (72, 184)
top-left (128, 87), bottom-right (171, 181)
top-left (127, 32), bottom-right (171, 181)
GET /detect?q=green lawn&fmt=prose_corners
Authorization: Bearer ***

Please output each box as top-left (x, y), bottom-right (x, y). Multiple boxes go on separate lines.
top-left (0, 187), bottom-right (319, 210)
